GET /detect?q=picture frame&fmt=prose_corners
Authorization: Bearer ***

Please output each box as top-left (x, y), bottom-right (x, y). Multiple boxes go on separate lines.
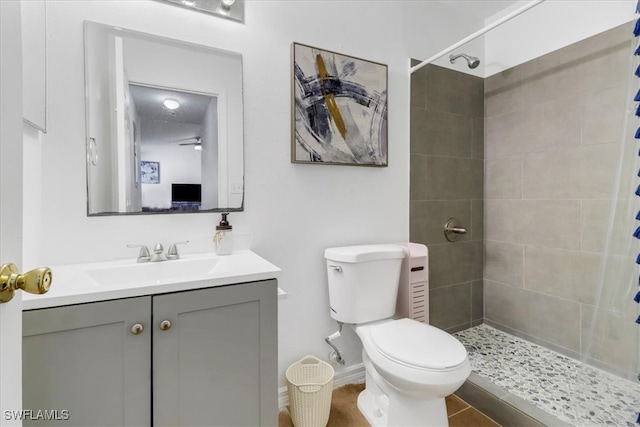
top-left (140, 161), bottom-right (160, 184)
top-left (292, 42), bottom-right (388, 167)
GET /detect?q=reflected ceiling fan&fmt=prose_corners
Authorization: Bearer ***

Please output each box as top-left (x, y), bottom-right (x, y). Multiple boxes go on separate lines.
top-left (170, 136), bottom-right (202, 148)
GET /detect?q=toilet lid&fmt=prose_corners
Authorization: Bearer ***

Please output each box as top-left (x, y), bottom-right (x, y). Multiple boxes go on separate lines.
top-left (370, 318), bottom-right (467, 370)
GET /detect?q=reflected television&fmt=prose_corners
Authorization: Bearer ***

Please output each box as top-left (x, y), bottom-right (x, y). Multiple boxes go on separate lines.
top-left (171, 183), bottom-right (201, 210)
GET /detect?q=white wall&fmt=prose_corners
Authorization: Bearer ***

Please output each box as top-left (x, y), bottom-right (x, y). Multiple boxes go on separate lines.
top-left (202, 97), bottom-right (219, 210)
top-left (485, 0), bottom-right (635, 76)
top-left (403, 0), bottom-right (485, 77)
top-left (140, 144), bottom-right (201, 209)
top-left (31, 0), bottom-right (441, 387)
top-left (406, 0), bottom-right (635, 78)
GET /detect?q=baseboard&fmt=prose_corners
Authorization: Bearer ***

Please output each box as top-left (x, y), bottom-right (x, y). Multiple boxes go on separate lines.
top-left (279, 363), bottom-right (365, 409)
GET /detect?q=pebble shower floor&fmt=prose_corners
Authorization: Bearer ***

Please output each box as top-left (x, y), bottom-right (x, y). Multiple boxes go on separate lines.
top-left (454, 325), bottom-right (640, 426)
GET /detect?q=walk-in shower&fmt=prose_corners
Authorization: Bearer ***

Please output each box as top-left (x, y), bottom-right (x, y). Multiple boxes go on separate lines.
top-left (409, 1), bottom-right (640, 425)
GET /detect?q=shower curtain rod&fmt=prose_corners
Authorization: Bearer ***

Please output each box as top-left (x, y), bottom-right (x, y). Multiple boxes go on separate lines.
top-left (409, 0), bottom-right (546, 74)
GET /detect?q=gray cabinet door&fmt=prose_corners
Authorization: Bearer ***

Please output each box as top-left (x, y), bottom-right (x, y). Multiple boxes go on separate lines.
top-left (22, 297), bottom-right (151, 427)
top-left (153, 279), bottom-right (277, 427)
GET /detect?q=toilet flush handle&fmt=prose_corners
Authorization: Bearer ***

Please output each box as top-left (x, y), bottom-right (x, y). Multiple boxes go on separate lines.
top-left (328, 265), bottom-right (342, 272)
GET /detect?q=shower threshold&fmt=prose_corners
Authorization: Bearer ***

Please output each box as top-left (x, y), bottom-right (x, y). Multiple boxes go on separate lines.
top-left (454, 324), bottom-right (640, 427)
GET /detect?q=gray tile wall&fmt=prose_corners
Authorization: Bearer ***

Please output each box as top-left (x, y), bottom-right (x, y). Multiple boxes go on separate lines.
top-left (484, 22), bottom-right (634, 372)
top-left (410, 22), bottom-right (637, 376)
top-left (410, 63), bottom-right (484, 333)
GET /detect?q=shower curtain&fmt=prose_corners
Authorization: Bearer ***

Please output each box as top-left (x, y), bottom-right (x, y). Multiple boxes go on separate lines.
top-left (583, 3), bottom-right (640, 425)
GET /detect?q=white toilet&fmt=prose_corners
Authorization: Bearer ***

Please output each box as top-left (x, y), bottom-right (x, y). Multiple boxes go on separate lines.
top-left (324, 244), bottom-right (471, 427)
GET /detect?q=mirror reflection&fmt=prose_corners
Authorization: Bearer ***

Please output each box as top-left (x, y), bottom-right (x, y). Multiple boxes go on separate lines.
top-left (84, 21), bottom-right (244, 215)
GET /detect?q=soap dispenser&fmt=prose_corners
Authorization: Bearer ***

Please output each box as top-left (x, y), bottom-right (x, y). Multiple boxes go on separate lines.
top-left (214, 213), bottom-right (233, 255)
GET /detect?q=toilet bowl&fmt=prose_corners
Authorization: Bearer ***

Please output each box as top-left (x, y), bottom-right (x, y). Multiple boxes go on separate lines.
top-left (355, 318), bottom-right (470, 426)
top-left (356, 318), bottom-right (470, 397)
top-left (325, 244), bottom-right (471, 426)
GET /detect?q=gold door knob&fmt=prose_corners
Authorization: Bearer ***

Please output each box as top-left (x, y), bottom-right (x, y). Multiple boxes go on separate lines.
top-left (0, 263), bottom-right (52, 304)
top-left (131, 323), bottom-right (144, 335)
top-left (159, 320), bottom-right (172, 331)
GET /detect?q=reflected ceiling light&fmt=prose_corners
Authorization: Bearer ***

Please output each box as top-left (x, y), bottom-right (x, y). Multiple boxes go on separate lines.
top-left (163, 99), bottom-right (180, 110)
top-left (181, 0), bottom-right (195, 5)
top-left (194, 145), bottom-right (202, 151)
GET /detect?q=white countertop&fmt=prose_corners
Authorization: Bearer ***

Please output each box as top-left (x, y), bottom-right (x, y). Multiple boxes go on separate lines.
top-left (23, 250), bottom-right (281, 310)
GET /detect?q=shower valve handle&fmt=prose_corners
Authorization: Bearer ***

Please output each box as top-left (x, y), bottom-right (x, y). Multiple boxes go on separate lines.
top-left (444, 218), bottom-right (468, 242)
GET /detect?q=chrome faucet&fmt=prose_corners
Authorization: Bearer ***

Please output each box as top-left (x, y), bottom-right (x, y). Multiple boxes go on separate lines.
top-left (150, 243), bottom-right (168, 262)
top-left (127, 244), bottom-right (151, 263)
top-left (167, 241), bottom-right (189, 260)
top-left (127, 241), bottom-right (189, 263)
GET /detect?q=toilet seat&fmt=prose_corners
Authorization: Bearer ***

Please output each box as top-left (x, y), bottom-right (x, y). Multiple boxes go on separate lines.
top-left (355, 318), bottom-right (471, 397)
top-left (370, 318), bottom-right (467, 371)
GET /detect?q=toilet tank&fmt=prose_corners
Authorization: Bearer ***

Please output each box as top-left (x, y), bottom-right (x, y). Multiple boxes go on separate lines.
top-left (325, 244), bottom-right (405, 324)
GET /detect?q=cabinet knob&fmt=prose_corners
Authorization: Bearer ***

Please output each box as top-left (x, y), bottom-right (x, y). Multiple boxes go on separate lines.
top-left (159, 320), bottom-right (172, 331)
top-left (131, 323), bottom-right (144, 335)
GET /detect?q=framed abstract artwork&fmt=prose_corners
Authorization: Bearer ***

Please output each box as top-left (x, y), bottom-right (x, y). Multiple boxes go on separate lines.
top-left (292, 43), bottom-right (388, 166)
top-left (140, 161), bottom-right (160, 184)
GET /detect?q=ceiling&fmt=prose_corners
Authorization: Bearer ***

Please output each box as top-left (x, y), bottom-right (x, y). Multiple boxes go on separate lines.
top-left (436, 0), bottom-right (520, 21)
top-left (129, 84), bottom-right (215, 146)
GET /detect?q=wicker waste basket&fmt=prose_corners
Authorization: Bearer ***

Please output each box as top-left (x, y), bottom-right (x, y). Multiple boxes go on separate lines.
top-left (286, 355), bottom-right (334, 427)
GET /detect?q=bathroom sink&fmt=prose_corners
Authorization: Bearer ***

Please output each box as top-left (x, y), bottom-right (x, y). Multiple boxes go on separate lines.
top-left (22, 250), bottom-right (282, 310)
top-left (85, 256), bottom-right (220, 287)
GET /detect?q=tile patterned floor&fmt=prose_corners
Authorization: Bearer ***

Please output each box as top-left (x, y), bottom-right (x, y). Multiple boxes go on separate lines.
top-left (278, 383), bottom-right (502, 426)
top-left (455, 325), bottom-right (640, 427)
top-left (446, 394), bottom-right (501, 427)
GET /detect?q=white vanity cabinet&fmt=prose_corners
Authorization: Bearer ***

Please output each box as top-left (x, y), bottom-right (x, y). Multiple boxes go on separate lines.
top-left (22, 279), bottom-right (278, 427)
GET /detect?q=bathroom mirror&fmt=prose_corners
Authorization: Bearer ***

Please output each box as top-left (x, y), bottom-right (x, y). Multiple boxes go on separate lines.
top-left (84, 21), bottom-right (244, 215)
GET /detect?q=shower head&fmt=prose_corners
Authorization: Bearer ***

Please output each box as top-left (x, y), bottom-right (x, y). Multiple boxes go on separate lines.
top-left (449, 53), bottom-right (480, 69)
